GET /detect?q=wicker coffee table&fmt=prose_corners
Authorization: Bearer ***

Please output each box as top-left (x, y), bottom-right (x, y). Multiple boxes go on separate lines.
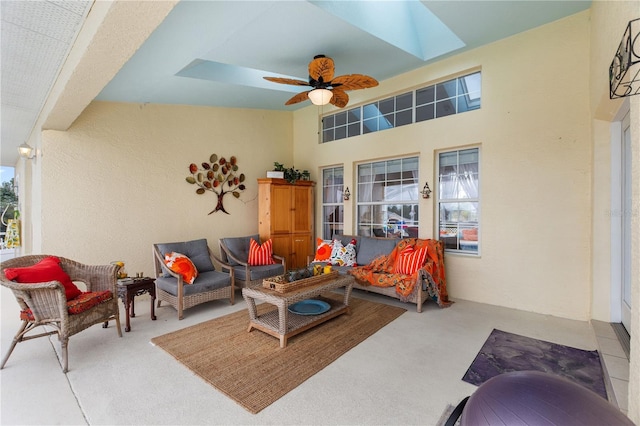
top-left (242, 274), bottom-right (354, 348)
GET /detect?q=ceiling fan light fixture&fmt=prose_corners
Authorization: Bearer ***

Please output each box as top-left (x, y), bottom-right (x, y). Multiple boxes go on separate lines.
top-left (264, 56), bottom-right (376, 108)
top-left (308, 88), bottom-right (333, 105)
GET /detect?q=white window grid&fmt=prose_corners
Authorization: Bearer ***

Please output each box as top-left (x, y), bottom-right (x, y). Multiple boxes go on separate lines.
top-left (322, 71), bottom-right (481, 143)
top-left (355, 156), bottom-right (420, 239)
top-left (437, 147), bottom-right (480, 254)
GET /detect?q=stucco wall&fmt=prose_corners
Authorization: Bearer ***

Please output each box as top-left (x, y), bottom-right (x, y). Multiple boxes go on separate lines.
top-left (589, 1), bottom-right (639, 421)
top-left (294, 12), bottom-right (593, 321)
top-left (41, 101), bottom-right (292, 276)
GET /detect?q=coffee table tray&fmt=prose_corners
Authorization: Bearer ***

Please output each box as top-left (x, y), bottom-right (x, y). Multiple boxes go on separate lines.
top-left (263, 271), bottom-right (339, 293)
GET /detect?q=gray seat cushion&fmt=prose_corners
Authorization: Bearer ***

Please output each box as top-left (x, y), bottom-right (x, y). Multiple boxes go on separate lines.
top-left (232, 263), bottom-right (284, 281)
top-left (155, 270), bottom-right (230, 296)
top-left (220, 234), bottom-right (259, 266)
top-left (156, 238), bottom-right (215, 276)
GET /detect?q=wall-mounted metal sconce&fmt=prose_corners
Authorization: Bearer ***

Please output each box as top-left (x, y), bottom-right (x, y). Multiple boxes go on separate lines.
top-left (421, 182), bottom-right (432, 199)
top-left (609, 18), bottom-right (640, 99)
top-left (18, 142), bottom-right (36, 163)
top-left (343, 187), bottom-right (351, 201)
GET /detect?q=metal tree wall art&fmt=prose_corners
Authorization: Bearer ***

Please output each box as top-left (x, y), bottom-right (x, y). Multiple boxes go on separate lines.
top-left (186, 153), bottom-right (246, 215)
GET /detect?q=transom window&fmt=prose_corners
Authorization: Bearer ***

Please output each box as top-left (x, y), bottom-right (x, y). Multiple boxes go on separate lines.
top-left (321, 166), bottom-right (344, 240)
top-left (437, 147), bottom-right (480, 254)
top-left (322, 71), bottom-right (481, 143)
top-left (356, 156), bottom-right (419, 239)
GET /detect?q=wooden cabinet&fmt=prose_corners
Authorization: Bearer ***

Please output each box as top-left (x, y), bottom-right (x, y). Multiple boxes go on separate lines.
top-left (258, 178), bottom-right (315, 270)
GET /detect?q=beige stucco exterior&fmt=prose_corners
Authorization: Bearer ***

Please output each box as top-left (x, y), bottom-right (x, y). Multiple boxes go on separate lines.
top-left (10, 1), bottom-right (640, 421)
top-left (40, 102), bottom-right (293, 273)
top-left (296, 11), bottom-right (593, 321)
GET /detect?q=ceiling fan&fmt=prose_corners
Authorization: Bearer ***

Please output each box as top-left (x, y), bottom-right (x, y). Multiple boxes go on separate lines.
top-left (263, 55), bottom-right (378, 108)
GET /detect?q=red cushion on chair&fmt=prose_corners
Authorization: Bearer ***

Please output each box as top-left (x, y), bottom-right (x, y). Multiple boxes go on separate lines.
top-left (20, 290), bottom-right (113, 321)
top-left (4, 256), bottom-right (82, 300)
top-left (248, 238), bottom-right (276, 266)
top-left (67, 291), bottom-right (113, 314)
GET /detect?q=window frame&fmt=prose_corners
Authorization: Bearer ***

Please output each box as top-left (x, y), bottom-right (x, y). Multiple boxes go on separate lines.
top-left (436, 146), bottom-right (481, 255)
top-left (320, 166), bottom-right (345, 240)
top-left (355, 156), bottom-right (420, 239)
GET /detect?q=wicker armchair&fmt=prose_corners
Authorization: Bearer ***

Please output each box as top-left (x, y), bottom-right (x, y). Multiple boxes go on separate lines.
top-left (153, 238), bottom-right (234, 320)
top-left (0, 255), bottom-right (122, 373)
top-left (219, 234), bottom-right (285, 288)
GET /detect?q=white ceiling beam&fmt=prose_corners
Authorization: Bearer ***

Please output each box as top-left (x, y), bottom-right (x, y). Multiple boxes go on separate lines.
top-left (42, 0), bottom-right (178, 131)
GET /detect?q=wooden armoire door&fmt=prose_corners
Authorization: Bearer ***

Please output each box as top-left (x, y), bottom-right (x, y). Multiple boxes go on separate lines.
top-left (258, 178), bottom-right (315, 270)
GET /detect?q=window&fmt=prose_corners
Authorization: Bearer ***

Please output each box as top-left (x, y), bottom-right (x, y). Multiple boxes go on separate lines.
top-left (322, 71), bottom-right (481, 143)
top-left (437, 147), bottom-right (480, 254)
top-left (416, 71), bottom-right (481, 122)
top-left (322, 108), bottom-right (361, 143)
top-left (356, 157), bottom-right (419, 238)
top-left (362, 92), bottom-right (413, 134)
top-left (321, 166), bottom-right (344, 239)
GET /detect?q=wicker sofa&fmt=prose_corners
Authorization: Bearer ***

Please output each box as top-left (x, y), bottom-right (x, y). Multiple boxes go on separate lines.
top-left (310, 234), bottom-right (449, 312)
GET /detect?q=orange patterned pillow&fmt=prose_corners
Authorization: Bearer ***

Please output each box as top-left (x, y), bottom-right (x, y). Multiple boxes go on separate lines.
top-left (248, 238), bottom-right (276, 266)
top-left (313, 238), bottom-right (333, 262)
top-left (394, 246), bottom-right (427, 275)
top-left (164, 252), bottom-right (198, 284)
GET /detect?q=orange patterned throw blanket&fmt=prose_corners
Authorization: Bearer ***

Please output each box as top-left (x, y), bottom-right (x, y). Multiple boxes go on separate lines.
top-left (348, 238), bottom-right (451, 307)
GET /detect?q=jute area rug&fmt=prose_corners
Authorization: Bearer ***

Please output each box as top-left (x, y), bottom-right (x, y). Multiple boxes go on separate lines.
top-left (151, 294), bottom-right (406, 414)
top-left (462, 328), bottom-right (607, 399)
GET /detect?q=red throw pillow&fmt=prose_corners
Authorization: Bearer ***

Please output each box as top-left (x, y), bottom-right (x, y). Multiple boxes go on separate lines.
top-left (313, 238), bottom-right (333, 262)
top-left (164, 252), bottom-right (198, 284)
top-left (248, 238), bottom-right (276, 266)
top-left (394, 246), bottom-right (428, 275)
top-left (4, 256), bottom-right (82, 300)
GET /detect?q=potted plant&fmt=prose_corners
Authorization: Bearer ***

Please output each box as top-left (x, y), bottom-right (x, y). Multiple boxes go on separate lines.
top-left (269, 162), bottom-right (309, 183)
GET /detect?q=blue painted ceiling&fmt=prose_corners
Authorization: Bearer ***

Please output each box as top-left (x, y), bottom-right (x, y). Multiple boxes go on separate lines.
top-left (96, 0), bottom-right (591, 111)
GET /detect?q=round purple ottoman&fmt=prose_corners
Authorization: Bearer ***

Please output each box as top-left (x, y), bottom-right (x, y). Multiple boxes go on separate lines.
top-left (460, 371), bottom-right (633, 426)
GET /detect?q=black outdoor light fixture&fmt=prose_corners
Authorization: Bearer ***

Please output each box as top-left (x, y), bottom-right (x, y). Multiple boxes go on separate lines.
top-left (343, 187), bottom-right (351, 201)
top-left (610, 18), bottom-right (640, 99)
top-left (421, 182), bottom-right (432, 199)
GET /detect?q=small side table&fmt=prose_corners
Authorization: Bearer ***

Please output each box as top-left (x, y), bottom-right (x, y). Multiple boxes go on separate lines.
top-left (116, 277), bottom-right (156, 332)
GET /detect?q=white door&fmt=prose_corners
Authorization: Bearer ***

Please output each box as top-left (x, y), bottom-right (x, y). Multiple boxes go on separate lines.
top-left (621, 111), bottom-right (632, 333)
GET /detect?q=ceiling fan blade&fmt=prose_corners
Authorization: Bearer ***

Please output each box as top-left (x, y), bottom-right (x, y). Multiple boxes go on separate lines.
top-left (309, 56), bottom-right (335, 84)
top-left (263, 76), bottom-right (310, 87)
top-left (330, 89), bottom-right (349, 108)
top-left (285, 90), bottom-right (312, 105)
top-left (331, 74), bottom-right (379, 91)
